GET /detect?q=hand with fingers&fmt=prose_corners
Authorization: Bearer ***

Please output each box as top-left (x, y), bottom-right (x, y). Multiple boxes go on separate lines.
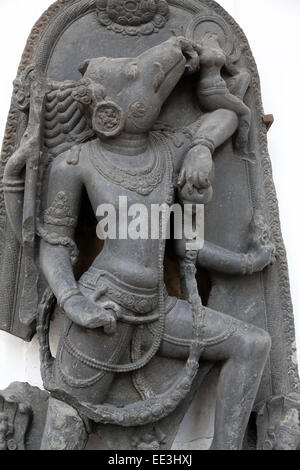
top-left (4, 78), bottom-right (45, 180)
top-left (176, 36), bottom-right (201, 74)
top-left (4, 126), bottom-right (41, 180)
top-left (245, 211), bottom-right (277, 273)
top-left (177, 143), bottom-right (215, 205)
top-left (63, 289), bottom-right (120, 334)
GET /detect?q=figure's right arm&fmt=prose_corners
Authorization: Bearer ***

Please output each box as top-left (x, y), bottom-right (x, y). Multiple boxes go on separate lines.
top-left (39, 153), bottom-right (118, 332)
top-left (39, 153), bottom-right (82, 311)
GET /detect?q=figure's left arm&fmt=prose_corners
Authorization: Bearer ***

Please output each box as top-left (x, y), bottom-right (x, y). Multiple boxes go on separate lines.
top-left (176, 109), bottom-right (238, 201)
top-left (175, 210), bottom-right (276, 275)
top-left (188, 108), bottom-right (239, 152)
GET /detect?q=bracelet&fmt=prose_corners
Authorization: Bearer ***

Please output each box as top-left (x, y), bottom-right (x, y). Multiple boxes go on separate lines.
top-left (3, 178), bottom-right (25, 193)
top-left (58, 288), bottom-right (81, 310)
top-left (242, 253), bottom-right (254, 276)
top-left (189, 137), bottom-right (215, 154)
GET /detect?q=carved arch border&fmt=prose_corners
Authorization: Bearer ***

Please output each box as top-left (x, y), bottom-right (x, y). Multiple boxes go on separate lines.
top-left (0, 0), bottom-right (298, 392)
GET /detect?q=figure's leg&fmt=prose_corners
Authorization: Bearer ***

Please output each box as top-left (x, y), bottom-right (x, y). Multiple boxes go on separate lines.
top-left (202, 309), bottom-right (271, 450)
top-left (198, 92), bottom-right (251, 151)
top-left (152, 300), bottom-right (271, 450)
top-left (198, 92), bottom-right (248, 116)
top-left (41, 397), bottom-right (89, 450)
top-left (212, 93), bottom-right (251, 151)
top-left (226, 70), bottom-right (251, 100)
top-left (53, 308), bottom-right (134, 405)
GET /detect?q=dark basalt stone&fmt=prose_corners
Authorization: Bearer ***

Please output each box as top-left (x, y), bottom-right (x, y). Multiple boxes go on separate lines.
top-left (0, 0), bottom-right (299, 450)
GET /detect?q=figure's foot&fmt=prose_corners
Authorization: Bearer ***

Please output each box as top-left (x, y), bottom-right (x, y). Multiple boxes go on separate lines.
top-left (227, 70), bottom-right (251, 100)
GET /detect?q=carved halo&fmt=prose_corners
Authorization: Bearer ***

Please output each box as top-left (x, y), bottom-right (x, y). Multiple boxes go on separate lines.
top-left (96, 0), bottom-right (169, 36)
top-left (186, 14), bottom-right (235, 57)
top-left (92, 101), bottom-right (125, 137)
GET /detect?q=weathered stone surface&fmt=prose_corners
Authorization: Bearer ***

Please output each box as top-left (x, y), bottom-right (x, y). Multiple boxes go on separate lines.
top-left (0, 0), bottom-right (299, 450)
top-left (0, 382), bottom-right (49, 450)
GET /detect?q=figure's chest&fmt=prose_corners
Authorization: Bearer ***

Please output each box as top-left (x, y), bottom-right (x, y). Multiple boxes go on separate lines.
top-left (201, 48), bottom-right (226, 68)
top-left (85, 171), bottom-right (168, 213)
top-left (81, 137), bottom-right (174, 214)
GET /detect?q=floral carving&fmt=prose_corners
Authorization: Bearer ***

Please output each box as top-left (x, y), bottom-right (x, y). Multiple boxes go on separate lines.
top-left (72, 85), bottom-right (93, 106)
top-left (96, 0), bottom-right (169, 36)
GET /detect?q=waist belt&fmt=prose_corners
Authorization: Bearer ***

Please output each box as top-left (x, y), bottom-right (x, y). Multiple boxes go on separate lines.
top-left (197, 85), bottom-right (228, 96)
top-left (78, 267), bottom-right (167, 314)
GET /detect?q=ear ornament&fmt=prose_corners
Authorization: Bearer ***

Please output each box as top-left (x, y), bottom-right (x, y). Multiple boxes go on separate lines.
top-left (92, 101), bottom-right (125, 137)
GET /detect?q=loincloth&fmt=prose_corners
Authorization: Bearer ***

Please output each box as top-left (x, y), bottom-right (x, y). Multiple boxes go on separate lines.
top-left (78, 266), bottom-right (170, 315)
top-left (57, 267), bottom-right (237, 398)
top-left (56, 267), bottom-right (176, 392)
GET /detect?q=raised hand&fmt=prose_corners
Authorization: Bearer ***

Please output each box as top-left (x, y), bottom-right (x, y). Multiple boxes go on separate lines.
top-left (177, 36), bottom-right (201, 74)
top-left (5, 78), bottom-right (45, 179)
top-left (246, 211), bottom-right (276, 273)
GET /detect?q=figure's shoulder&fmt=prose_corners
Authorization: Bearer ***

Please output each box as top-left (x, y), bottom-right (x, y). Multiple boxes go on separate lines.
top-left (49, 140), bottom-right (95, 174)
top-left (151, 126), bottom-right (193, 171)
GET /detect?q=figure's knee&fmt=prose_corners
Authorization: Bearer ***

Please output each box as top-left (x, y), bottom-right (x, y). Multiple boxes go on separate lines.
top-left (237, 325), bottom-right (271, 363)
top-left (237, 102), bottom-right (251, 122)
top-left (41, 397), bottom-right (89, 450)
top-left (238, 69), bottom-right (251, 84)
top-left (244, 106), bottom-right (251, 121)
top-left (251, 327), bottom-right (271, 359)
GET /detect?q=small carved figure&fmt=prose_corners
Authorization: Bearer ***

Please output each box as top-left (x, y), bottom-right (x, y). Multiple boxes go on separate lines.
top-left (196, 32), bottom-right (251, 151)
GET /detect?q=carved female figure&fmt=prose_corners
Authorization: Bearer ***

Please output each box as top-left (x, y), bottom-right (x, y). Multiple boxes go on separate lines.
top-left (196, 31), bottom-right (251, 150)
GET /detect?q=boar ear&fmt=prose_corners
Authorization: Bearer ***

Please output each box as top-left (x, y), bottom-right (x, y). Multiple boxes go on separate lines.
top-left (78, 59), bottom-right (91, 76)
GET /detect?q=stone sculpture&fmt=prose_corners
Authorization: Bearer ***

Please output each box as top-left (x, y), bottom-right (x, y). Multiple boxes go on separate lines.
top-left (0, 0), bottom-right (299, 450)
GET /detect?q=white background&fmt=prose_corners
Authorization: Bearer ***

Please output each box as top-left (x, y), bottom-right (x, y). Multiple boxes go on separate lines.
top-left (0, 0), bottom-right (299, 447)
